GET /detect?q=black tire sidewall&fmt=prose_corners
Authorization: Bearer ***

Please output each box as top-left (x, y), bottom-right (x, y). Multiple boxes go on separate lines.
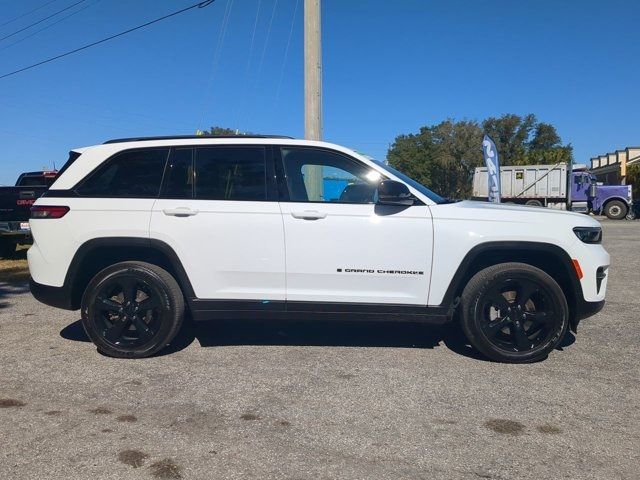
top-left (81, 262), bottom-right (184, 358)
top-left (461, 264), bottom-right (568, 363)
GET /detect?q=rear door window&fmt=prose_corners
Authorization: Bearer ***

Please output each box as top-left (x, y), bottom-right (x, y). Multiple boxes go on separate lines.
top-left (162, 148), bottom-right (194, 199)
top-left (76, 148), bottom-right (169, 197)
top-left (194, 147), bottom-right (267, 201)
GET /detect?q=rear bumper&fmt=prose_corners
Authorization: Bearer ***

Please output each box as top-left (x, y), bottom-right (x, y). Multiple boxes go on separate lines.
top-left (29, 277), bottom-right (75, 310)
top-left (0, 221), bottom-right (31, 238)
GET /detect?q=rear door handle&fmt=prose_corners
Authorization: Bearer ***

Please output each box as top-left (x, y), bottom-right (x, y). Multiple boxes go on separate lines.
top-left (291, 210), bottom-right (327, 220)
top-left (163, 207), bottom-right (199, 217)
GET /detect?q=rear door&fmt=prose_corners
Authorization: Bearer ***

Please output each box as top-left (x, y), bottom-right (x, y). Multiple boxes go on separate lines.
top-left (276, 146), bottom-right (433, 306)
top-left (150, 145), bottom-right (286, 301)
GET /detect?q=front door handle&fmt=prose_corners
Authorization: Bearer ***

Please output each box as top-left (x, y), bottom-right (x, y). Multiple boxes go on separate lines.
top-left (291, 210), bottom-right (327, 220)
top-left (163, 207), bottom-right (199, 217)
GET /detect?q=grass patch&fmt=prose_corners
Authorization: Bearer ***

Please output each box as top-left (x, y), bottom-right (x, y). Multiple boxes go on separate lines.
top-left (0, 258), bottom-right (29, 283)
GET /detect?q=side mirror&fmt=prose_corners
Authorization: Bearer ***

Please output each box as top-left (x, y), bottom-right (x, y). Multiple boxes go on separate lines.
top-left (589, 183), bottom-right (597, 198)
top-left (377, 180), bottom-right (414, 206)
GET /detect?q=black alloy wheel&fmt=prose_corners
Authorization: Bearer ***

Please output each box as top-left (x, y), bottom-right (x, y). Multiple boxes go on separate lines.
top-left (460, 262), bottom-right (568, 363)
top-left (93, 274), bottom-right (163, 349)
top-left (480, 277), bottom-right (557, 352)
top-left (81, 261), bottom-right (184, 358)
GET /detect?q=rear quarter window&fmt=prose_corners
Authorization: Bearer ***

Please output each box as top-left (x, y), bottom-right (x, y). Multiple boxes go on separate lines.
top-left (76, 148), bottom-right (169, 198)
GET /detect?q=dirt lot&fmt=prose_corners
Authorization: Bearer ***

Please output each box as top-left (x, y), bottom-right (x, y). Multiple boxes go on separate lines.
top-left (0, 220), bottom-right (638, 480)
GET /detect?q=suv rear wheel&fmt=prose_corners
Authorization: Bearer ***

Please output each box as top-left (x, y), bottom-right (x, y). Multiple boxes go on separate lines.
top-left (460, 262), bottom-right (568, 363)
top-left (81, 261), bottom-right (184, 358)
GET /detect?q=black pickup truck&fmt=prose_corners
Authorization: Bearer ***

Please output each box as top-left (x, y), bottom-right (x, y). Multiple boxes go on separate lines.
top-left (0, 171), bottom-right (57, 258)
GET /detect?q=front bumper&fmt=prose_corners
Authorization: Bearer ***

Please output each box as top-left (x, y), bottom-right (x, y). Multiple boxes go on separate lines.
top-left (570, 298), bottom-right (605, 332)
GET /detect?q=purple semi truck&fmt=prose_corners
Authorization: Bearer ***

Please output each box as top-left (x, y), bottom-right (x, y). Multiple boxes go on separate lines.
top-left (472, 163), bottom-right (634, 220)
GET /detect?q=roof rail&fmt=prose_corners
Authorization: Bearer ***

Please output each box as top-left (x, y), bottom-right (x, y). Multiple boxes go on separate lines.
top-left (103, 134), bottom-right (294, 144)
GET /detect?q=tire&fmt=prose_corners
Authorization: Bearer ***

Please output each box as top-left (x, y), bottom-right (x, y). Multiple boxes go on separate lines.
top-left (0, 239), bottom-right (16, 259)
top-left (525, 199), bottom-right (543, 207)
top-left (81, 261), bottom-right (185, 359)
top-left (604, 200), bottom-right (627, 220)
top-left (460, 262), bottom-right (568, 363)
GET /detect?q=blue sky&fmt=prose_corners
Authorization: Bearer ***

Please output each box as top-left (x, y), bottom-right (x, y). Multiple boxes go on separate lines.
top-left (0, 0), bottom-right (638, 185)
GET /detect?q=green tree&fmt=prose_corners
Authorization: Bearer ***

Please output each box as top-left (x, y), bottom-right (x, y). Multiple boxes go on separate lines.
top-left (387, 120), bottom-right (484, 199)
top-left (201, 126), bottom-right (238, 136)
top-left (387, 127), bottom-right (438, 190)
top-left (387, 114), bottom-right (573, 199)
top-left (530, 123), bottom-right (561, 150)
top-left (482, 113), bottom-right (536, 164)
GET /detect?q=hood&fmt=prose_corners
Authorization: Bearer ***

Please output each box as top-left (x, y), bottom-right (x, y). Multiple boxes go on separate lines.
top-left (432, 200), bottom-right (601, 228)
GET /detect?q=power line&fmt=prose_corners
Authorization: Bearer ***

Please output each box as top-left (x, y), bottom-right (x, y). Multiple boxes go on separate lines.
top-left (236, 0), bottom-right (278, 127)
top-left (274, 0), bottom-right (300, 107)
top-left (0, 0), bottom-right (101, 52)
top-left (245, 0), bottom-right (262, 76)
top-left (198, 0), bottom-right (235, 130)
top-left (232, 0), bottom-right (262, 127)
top-left (0, 0), bottom-right (87, 43)
top-left (255, 0), bottom-right (279, 81)
top-left (0, 0), bottom-right (216, 80)
top-left (0, 0), bottom-right (60, 29)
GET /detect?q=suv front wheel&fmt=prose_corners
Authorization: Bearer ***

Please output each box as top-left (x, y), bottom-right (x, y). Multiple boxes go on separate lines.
top-left (81, 261), bottom-right (185, 358)
top-left (460, 262), bottom-right (569, 363)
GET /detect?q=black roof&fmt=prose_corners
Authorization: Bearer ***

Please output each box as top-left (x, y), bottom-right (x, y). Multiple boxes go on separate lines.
top-left (103, 134), bottom-right (294, 144)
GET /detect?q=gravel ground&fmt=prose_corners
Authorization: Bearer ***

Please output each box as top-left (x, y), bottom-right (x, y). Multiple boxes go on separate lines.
top-left (0, 219), bottom-right (638, 479)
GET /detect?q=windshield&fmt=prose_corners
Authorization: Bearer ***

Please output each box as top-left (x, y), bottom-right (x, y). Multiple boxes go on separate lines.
top-left (374, 162), bottom-right (446, 204)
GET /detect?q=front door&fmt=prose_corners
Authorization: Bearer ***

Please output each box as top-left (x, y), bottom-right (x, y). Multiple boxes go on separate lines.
top-left (276, 146), bottom-right (433, 306)
top-left (150, 145), bottom-right (286, 301)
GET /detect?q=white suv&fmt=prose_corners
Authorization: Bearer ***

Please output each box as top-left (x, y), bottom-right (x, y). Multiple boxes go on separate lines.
top-left (28, 136), bottom-right (609, 362)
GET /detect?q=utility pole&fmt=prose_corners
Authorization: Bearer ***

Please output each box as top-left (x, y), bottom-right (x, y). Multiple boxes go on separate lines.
top-left (304, 0), bottom-right (322, 141)
top-left (303, 0), bottom-right (323, 200)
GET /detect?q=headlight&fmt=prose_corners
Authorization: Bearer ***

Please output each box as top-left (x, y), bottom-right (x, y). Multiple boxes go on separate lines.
top-left (573, 226), bottom-right (602, 244)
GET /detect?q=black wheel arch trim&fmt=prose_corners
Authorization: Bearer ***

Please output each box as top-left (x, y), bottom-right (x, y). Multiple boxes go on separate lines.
top-left (437, 241), bottom-right (593, 329)
top-left (31, 237), bottom-right (195, 310)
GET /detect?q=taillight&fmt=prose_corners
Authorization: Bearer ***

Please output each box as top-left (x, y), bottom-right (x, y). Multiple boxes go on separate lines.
top-left (30, 205), bottom-right (69, 219)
